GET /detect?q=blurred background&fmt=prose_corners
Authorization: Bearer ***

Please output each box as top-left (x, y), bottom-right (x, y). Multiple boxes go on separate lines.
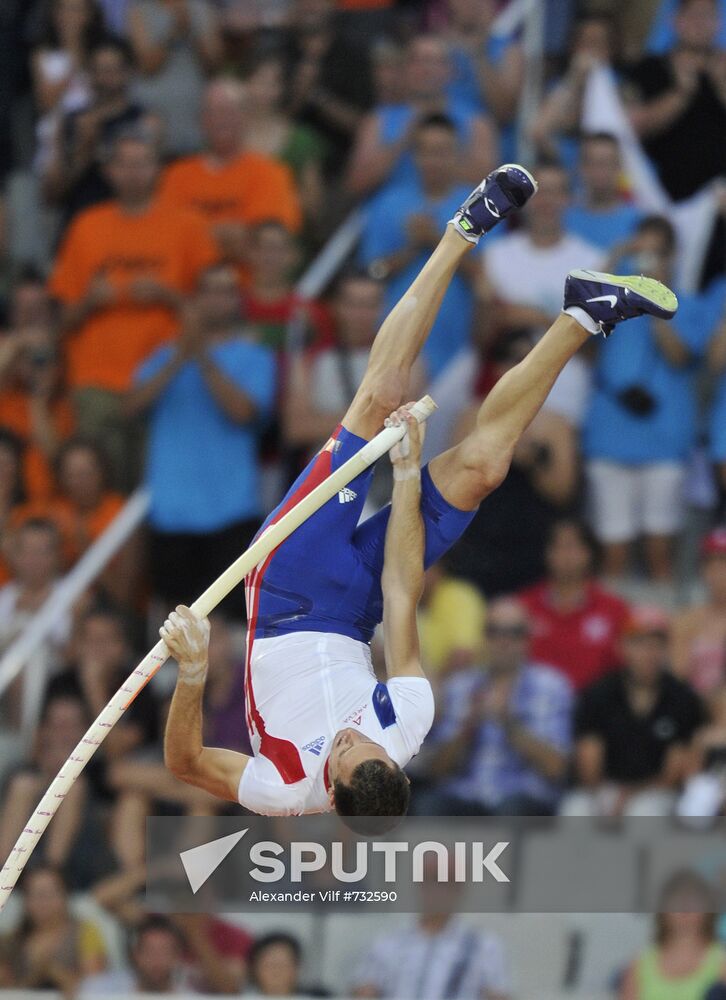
top-left (2, 0), bottom-right (726, 996)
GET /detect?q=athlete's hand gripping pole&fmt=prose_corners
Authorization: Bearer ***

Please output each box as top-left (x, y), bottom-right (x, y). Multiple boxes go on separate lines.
top-left (0, 395), bottom-right (437, 911)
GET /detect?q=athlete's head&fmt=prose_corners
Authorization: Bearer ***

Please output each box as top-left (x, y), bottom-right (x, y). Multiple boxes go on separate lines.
top-left (328, 728), bottom-right (410, 834)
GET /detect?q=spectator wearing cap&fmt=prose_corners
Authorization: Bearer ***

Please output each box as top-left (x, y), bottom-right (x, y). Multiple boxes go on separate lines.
top-left (671, 528), bottom-right (726, 698)
top-left (563, 606), bottom-right (706, 817)
top-left (519, 518), bottom-right (630, 692)
top-left (358, 113), bottom-right (481, 382)
top-left (346, 34), bottom-right (497, 199)
top-left (564, 133), bottom-right (643, 253)
top-left (422, 597), bottom-right (573, 816)
top-left (127, 0), bottom-right (223, 157)
top-left (42, 36), bottom-right (161, 230)
top-left (49, 129), bottom-right (218, 489)
top-left (582, 216), bottom-right (712, 581)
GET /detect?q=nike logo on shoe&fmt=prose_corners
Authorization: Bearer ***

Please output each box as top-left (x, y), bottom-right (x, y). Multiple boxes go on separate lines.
top-left (586, 294), bottom-right (618, 307)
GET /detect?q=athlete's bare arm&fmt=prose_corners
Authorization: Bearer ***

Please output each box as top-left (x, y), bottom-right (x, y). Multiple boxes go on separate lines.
top-left (381, 407), bottom-right (426, 680)
top-left (163, 606), bottom-right (249, 802)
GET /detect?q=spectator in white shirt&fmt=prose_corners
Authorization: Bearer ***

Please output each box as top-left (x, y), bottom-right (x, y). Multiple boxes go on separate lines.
top-left (480, 160), bottom-right (603, 427)
top-left (351, 910), bottom-right (511, 1000)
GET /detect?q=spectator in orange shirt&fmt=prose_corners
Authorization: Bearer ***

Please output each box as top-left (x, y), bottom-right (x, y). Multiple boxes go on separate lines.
top-left (49, 127), bottom-right (218, 488)
top-left (0, 268), bottom-right (75, 502)
top-left (0, 431), bottom-right (25, 588)
top-left (158, 77), bottom-right (302, 277)
top-left (10, 437), bottom-right (139, 606)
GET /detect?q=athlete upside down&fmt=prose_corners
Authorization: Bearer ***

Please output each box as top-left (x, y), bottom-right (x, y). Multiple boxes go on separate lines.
top-left (163, 164), bottom-right (678, 831)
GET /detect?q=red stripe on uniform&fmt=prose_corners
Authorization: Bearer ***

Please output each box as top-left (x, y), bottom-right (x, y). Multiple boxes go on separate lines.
top-left (243, 428), bottom-right (342, 785)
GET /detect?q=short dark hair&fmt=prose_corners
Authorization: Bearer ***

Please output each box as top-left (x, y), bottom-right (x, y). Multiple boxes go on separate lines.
top-left (636, 214), bottom-right (677, 255)
top-left (130, 915), bottom-right (184, 952)
top-left (17, 516), bottom-right (60, 545)
top-left (333, 759), bottom-right (410, 835)
top-left (581, 130), bottom-right (619, 148)
top-left (545, 517), bottom-right (600, 563)
top-left (56, 435), bottom-right (111, 490)
top-left (415, 112), bottom-right (457, 135)
top-left (89, 34), bottom-right (135, 67)
top-left (249, 932), bottom-right (302, 970)
top-left (331, 267), bottom-right (382, 299)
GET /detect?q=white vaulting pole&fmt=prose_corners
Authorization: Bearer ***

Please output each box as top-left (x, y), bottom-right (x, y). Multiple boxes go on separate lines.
top-left (0, 396), bottom-right (437, 910)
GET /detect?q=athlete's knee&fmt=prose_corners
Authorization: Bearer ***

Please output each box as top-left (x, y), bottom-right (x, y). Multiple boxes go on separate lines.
top-left (459, 432), bottom-right (513, 498)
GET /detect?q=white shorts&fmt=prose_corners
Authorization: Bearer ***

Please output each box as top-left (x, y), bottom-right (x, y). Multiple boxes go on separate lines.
top-left (586, 460), bottom-right (686, 543)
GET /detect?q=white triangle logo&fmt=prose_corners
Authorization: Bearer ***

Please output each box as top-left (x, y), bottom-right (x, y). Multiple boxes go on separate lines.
top-left (180, 829), bottom-right (248, 894)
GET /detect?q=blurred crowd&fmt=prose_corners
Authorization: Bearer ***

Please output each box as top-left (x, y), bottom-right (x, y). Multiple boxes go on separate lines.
top-left (3, 0), bottom-right (726, 996)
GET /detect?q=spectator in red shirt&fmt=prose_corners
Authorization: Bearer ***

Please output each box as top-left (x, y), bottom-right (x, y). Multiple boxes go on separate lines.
top-left (519, 518), bottom-right (630, 691)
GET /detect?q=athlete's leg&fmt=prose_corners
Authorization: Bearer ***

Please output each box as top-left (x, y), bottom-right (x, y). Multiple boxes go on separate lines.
top-left (342, 228), bottom-right (471, 442)
top-left (430, 270), bottom-right (680, 511)
top-left (342, 165), bottom-right (538, 441)
top-left (429, 315), bottom-right (589, 509)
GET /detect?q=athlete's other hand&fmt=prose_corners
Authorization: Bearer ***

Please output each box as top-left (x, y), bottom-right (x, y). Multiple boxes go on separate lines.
top-left (160, 605), bottom-right (210, 685)
top-left (387, 403), bottom-right (425, 470)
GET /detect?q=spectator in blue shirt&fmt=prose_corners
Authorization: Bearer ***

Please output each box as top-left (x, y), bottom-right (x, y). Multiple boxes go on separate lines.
top-left (419, 597), bottom-right (573, 816)
top-left (358, 114), bottom-right (481, 382)
top-left (345, 34), bottom-right (497, 200)
top-left (126, 263), bottom-right (276, 612)
top-left (704, 280), bottom-right (726, 514)
top-left (645, 0), bottom-right (726, 53)
top-left (441, 0), bottom-right (523, 118)
top-left (564, 133), bottom-right (642, 253)
top-left (583, 216), bottom-right (713, 581)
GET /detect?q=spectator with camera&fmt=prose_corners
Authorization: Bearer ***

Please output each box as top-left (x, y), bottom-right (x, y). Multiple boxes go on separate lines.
top-left (42, 36), bottom-right (161, 230)
top-left (446, 330), bottom-right (580, 597)
top-left (0, 268), bottom-right (75, 502)
top-left (422, 597), bottom-right (573, 816)
top-left (563, 606), bottom-right (706, 817)
top-left (583, 215), bottom-right (712, 581)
